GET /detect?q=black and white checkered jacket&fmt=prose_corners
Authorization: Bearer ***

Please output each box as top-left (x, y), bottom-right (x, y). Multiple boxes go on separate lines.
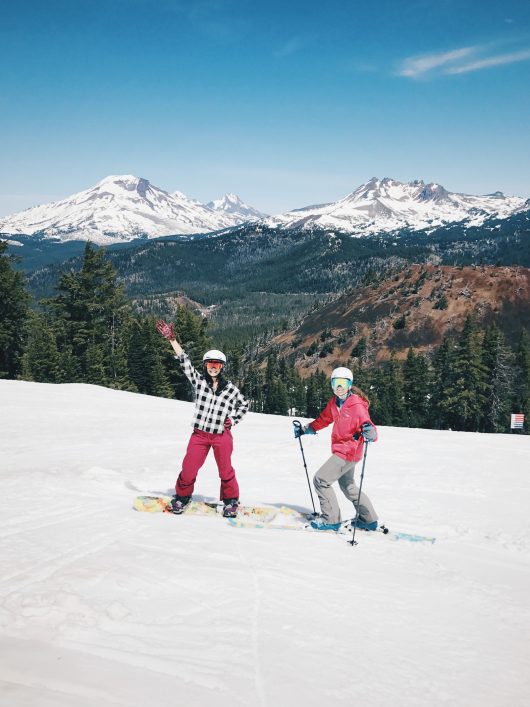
top-left (176, 352), bottom-right (249, 434)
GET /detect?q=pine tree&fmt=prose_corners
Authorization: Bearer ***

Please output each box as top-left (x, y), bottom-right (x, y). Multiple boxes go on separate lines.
top-left (263, 353), bottom-right (280, 414)
top-left (287, 365), bottom-right (307, 417)
top-left (242, 362), bottom-right (264, 412)
top-left (441, 317), bottom-right (488, 431)
top-left (49, 242), bottom-right (129, 384)
top-left (0, 241), bottom-right (30, 378)
top-left (430, 335), bottom-right (456, 429)
top-left (513, 328), bottom-right (530, 433)
top-left (403, 347), bottom-right (431, 428)
top-left (128, 320), bottom-right (150, 393)
top-left (371, 355), bottom-right (405, 426)
top-left (306, 369), bottom-right (330, 418)
top-left (85, 343), bottom-right (108, 386)
top-left (481, 325), bottom-right (514, 433)
top-left (20, 312), bottom-right (61, 383)
top-left (129, 318), bottom-right (173, 397)
top-left (350, 360), bottom-right (370, 395)
top-left (351, 337), bottom-right (367, 360)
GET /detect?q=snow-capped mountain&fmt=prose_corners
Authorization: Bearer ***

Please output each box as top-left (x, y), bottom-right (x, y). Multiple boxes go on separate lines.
top-left (0, 176), bottom-right (257, 245)
top-left (2, 175), bottom-right (527, 246)
top-left (206, 193), bottom-right (266, 221)
top-left (265, 177), bottom-right (529, 234)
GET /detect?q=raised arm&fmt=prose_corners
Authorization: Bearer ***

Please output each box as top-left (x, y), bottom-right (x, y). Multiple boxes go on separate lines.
top-left (156, 319), bottom-right (200, 386)
top-left (156, 319), bottom-right (183, 356)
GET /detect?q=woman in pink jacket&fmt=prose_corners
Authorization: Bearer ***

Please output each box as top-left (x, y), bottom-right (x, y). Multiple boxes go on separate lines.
top-left (295, 366), bottom-right (378, 531)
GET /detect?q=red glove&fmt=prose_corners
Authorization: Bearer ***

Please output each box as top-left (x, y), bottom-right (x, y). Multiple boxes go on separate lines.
top-left (224, 417), bottom-right (233, 430)
top-left (156, 319), bottom-right (175, 340)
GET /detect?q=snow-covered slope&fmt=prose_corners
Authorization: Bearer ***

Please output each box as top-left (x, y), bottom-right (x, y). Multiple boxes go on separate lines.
top-left (265, 177), bottom-right (529, 234)
top-left (206, 192), bottom-right (267, 221)
top-left (0, 176), bottom-right (254, 245)
top-left (1, 380), bottom-right (529, 707)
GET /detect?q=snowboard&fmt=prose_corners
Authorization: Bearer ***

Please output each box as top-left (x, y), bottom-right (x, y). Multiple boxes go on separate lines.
top-left (132, 495), bottom-right (277, 522)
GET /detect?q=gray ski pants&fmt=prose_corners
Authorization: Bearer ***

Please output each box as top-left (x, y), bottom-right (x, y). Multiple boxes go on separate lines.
top-left (313, 453), bottom-right (378, 524)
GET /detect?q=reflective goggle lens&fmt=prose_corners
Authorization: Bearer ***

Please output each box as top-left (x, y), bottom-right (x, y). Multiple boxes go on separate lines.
top-left (205, 360), bottom-right (223, 370)
top-left (332, 377), bottom-right (351, 389)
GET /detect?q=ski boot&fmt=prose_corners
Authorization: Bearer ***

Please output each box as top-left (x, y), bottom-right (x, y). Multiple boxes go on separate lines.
top-left (351, 518), bottom-right (378, 531)
top-left (168, 495), bottom-right (192, 514)
top-left (310, 517), bottom-right (342, 531)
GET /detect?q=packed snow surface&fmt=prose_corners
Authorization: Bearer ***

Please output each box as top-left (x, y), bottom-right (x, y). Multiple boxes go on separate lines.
top-left (1, 381), bottom-right (529, 707)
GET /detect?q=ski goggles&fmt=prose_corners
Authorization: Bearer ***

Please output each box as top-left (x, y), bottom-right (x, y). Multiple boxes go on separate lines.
top-left (331, 377), bottom-right (352, 390)
top-left (204, 360), bottom-right (224, 370)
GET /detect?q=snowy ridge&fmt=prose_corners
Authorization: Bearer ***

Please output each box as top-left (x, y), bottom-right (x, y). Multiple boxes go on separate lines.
top-left (265, 177), bottom-right (529, 234)
top-left (0, 175), bottom-right (260, 245)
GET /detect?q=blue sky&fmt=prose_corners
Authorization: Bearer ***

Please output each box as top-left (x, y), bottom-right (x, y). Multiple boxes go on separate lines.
top-left (1, 0), bottom-right (529, 216)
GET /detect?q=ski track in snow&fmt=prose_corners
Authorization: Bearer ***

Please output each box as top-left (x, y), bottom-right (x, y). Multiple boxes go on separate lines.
top-left (234, 532), bottom-right (267, 707)
top-left (1, 380), bottom-right (530, 706)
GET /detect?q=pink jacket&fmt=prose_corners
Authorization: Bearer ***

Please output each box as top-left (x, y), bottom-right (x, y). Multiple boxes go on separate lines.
top-left (308, 394), bottom-right (377, 462)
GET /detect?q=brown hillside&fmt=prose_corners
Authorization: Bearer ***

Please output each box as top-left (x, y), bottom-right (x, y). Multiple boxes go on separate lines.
top-left (270, 265), bottom-right (530, 376)
top-left (131, 292), bottom-right (209, 317)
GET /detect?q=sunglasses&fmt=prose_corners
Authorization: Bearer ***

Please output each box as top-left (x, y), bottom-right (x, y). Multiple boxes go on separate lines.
top-left (332, 377), bottom-right (351, 389)
top-left (205, 360), bottom-right (224, 370)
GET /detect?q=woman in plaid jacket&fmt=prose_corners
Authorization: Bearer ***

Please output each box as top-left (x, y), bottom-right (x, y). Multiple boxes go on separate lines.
top-left (156, 320), bottom-right (249, 517)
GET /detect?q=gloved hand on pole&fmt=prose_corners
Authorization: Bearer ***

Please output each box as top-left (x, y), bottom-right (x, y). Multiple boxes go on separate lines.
top-left (292, 420), bottom-right (317, 515)
top-left (293, 422), bottom-right (316, 439)
top-left (361, 422), bottom-right (377, 442)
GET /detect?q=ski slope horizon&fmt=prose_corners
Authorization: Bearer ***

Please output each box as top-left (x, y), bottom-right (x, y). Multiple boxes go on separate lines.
top-left (1, 380), bottom-right (529, 707)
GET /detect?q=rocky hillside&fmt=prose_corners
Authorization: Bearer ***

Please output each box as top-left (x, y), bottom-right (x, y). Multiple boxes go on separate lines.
top-left (270, 265), bottom-right (530, 375)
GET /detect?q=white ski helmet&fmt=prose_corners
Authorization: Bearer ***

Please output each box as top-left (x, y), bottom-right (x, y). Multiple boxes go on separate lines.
top-left (331, 367), bottom-right (353, 382)
top-left (203, 349), bottom-right (227, 364)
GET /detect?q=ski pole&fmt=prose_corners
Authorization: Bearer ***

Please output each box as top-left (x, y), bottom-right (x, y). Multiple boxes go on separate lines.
top-left (292, 420), bottom-right (317, 516)
top-left (350, 440), bottom-right (369, 547)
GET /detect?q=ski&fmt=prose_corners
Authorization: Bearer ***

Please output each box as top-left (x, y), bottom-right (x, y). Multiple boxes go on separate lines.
top-left (228, 515), bottom-right (436, 543)
top-left (347, 522), bottom-right (436, 544)
top-left (378, 525), bottom-right (436, 544)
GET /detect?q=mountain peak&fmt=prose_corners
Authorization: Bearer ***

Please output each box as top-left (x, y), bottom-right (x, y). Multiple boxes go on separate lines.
top-left (0, 176), bottom-right (253, 244)
top-left (265, 177), bottom-right (528, 235)
top-left (95, 174), bottom-right (146, 187)
top-left (207, 193), bottom-right (266, 220)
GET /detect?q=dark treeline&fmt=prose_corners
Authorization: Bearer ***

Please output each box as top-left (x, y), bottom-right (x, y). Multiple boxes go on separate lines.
top-left (1, 241), bottom-right (210, 401)
top-left (2, 241), bottom-right (529, 433)
top-left (228, 319), bottom-right (530, 435)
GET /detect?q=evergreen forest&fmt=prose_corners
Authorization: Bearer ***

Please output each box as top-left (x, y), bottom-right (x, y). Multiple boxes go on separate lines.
top-left (2, 240), bottom-right (529, 434)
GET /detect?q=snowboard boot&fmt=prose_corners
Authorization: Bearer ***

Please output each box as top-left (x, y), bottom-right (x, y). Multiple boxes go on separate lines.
top-left (168, 495), bottom-right (192, 514)
top-left (222, 498), bottom-right (240, 518)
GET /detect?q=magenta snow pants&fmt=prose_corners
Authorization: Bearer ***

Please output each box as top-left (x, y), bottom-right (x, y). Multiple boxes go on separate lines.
top-left (175, 428), bottom-right (239, 500)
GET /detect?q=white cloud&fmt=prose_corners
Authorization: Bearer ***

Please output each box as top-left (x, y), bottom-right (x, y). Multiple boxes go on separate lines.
top-left (397, 47), bottom-right (477, 78)
top-left (398, 44), bottom-right (530, 79)
top-left (445, 49), bottom-right (530, 74)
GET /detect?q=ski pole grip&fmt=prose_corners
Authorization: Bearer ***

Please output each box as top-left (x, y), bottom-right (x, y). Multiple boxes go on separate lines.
top-left (292, 420), bottom-right (302, 430)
